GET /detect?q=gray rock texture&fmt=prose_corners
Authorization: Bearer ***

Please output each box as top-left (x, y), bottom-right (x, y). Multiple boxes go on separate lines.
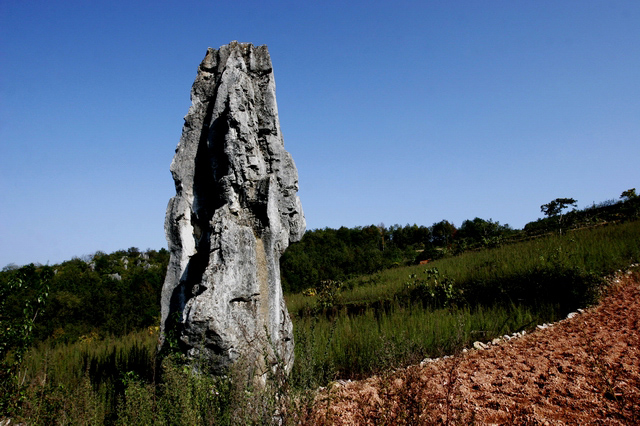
top-left (159, 42), bottom-right (305, 379)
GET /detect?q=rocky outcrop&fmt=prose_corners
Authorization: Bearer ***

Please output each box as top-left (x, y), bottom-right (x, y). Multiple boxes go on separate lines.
top-left (159, 42), bottom-right (305, 380)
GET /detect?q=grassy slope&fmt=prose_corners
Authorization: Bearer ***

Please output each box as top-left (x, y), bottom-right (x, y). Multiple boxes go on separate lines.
top-left (289, 220), bottom-right (640, 382)
top-left (287, 220), bottom-right (640, 314)
top-left (9, 220), bottom-right (640, 423)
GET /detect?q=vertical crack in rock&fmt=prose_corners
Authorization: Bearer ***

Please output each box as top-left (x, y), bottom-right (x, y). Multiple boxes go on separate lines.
top-left (160, 42), bottom-right (305, 381)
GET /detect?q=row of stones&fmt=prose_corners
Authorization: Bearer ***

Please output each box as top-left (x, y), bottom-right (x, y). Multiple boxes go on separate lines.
top-left (421, 263), bottom-right (640, 363)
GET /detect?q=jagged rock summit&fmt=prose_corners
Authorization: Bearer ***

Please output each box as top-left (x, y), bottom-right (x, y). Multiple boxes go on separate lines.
top-left (160, 42), bottom-right (305, 379)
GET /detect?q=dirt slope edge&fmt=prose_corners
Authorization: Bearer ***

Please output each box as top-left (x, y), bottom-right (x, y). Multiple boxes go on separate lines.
top-left (308, 270), bottom-right (640, 425)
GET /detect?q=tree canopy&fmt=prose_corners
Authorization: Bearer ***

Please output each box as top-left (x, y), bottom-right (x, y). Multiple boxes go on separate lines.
top-left (540, 198), bottom-right (577, 217)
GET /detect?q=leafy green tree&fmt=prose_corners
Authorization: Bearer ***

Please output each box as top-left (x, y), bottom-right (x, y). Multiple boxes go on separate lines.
top-left (620, 188), bottom-right (638, 201)
top-left (619, 188), bottom-right (640, 219)
top-left (540, 198), bottom-right (577, 217)
top-left (540, 198), bottom-right (577, 234)
top-left (430, 220), bottom-right (457, 248)
top-left (456, 217), bottom-right (512, 248)
top-left (0, 264), bottom-right (52, 415)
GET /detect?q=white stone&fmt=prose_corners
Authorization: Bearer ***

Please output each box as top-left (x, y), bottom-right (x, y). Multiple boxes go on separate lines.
top-left (473, 341), bottom-right (488, 350)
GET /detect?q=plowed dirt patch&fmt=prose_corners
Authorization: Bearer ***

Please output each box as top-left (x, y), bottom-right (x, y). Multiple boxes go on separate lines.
top-left (307, 272), bottom-right (640, 425)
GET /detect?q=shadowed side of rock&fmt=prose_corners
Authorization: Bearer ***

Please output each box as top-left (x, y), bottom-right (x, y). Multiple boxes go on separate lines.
top-left (159, 42), bottom-right (305, 380)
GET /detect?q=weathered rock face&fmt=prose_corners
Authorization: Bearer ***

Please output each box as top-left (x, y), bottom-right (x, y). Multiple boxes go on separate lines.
top-left (159, 42), bottom-right (305, 379)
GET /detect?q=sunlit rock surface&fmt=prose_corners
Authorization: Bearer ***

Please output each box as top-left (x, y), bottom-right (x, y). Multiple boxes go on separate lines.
top-left (159, 42), bottom-right (305, 379)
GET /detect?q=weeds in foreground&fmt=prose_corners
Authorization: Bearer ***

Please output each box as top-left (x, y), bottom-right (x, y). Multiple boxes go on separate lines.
top-left (295, 301), bottom-right (562, 381)
top-left (11, 335), bottom-right (328, 425)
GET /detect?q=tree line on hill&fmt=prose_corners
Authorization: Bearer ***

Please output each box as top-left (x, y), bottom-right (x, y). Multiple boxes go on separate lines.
top-left (0, 248), bottom-right (169, 345)
top-left (279, 218), bottom-right (516, 293)
top-left (0, 189), bottom-right (638, 346)
top-left (282, 190), bottom-right (639, 292)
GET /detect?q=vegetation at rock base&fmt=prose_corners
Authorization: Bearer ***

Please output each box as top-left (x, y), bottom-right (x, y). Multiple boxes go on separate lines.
top-left (1, 189), bottom-right (639, 423)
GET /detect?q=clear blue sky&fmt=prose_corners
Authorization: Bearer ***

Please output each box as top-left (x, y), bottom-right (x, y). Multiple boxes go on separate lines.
top-left (1, 1), bottom-right (639, 267)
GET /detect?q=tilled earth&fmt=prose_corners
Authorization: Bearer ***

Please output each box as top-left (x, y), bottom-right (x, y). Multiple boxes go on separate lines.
top-left (307, 271), bottom-right (640, 425)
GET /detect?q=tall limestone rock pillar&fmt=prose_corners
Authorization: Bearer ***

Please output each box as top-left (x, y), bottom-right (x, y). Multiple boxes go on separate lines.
top-left (159, 42), bottom-right (305, 379)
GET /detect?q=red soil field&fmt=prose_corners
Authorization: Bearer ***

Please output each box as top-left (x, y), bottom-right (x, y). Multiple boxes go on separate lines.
top-left (307, 270), bottom-right (640, 425)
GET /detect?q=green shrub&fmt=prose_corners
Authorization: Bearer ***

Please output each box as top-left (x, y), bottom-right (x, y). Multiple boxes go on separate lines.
top-left (0, 264), bottom-right (52, 416)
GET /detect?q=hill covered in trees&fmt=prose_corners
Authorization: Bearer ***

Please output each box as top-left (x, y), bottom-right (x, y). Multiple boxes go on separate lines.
top-left (282, 191), bottom-right (639, 292)
top-left (279, 219), bottom-right (515, 293)
top-left (1, 248), bottom-right (169, 344)
top-left (1, 190), bottom-right (638, 345)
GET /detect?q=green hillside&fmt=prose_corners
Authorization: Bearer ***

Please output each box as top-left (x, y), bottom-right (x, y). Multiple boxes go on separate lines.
top-left (1, 190), bottom-right (639, 422)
